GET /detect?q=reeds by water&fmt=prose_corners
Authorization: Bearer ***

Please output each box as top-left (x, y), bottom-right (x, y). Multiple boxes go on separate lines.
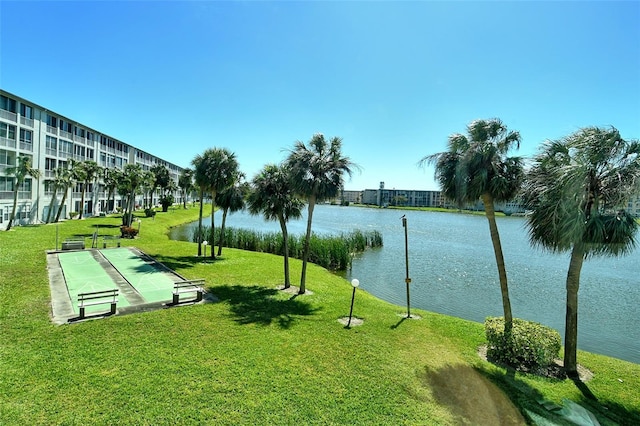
top-left (193, 226), bottom-right (383, 270)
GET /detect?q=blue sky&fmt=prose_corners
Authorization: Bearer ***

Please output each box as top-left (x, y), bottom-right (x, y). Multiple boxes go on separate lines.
top-left (1, 1), bottom-right (639, 191)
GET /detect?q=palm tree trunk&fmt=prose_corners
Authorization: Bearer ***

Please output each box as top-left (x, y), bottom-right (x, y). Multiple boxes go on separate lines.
top-left (300, 194), bottom-right (316, 294)
top-left (46, 187), bottom-right (58, 223)
top-left (197, 188), bottom-right (204, 256)
top-left (564, 243), bottom-right (584, 377)
top-left (279, 215), bottom-right (291, 289)
top-left (55, 186), bottom-right (69, 223)
top-left (6, 180), bottom-right (19, 231)
top-left (217, 208), bottom-right (229, 256)
top-left (78, 185), bottom-right (86, 219)
top-left (182, 190), bottom-right (187, 209)
top-left (481, 192), bottom-right (513, 331)
top-left (210, 192), bottom-right (217, 259)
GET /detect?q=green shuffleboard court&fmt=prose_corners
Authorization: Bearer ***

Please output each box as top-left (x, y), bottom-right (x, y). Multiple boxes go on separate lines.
top-left (57, 250), bottom-right (131, 315)
top-left (99, 247), bottom-right (178, 303)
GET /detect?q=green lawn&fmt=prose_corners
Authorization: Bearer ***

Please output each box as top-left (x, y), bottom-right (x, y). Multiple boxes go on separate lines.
top-left (1, 206), bottom-right (638, 425)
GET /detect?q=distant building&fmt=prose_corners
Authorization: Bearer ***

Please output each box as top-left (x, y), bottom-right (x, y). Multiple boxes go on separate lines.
top-left (360, 182), bottom-right (442, 208)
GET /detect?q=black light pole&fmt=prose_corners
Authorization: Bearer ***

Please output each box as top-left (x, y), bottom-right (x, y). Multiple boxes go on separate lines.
top-left (402, 215), bottom-right (411, 318)
top-left (347, 278), bottom-right (360, 328)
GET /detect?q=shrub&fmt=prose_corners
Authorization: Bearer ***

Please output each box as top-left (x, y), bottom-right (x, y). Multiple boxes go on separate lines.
top-left (485, 317), bottom-right (561, 370)
top-left (144, 208), bottom-right (157, 218)
top-left (160, 195), bottom-right (174, 212)
top-left (120, 226), bottom-right (139, 239)
top-left (69, 212), bottom-right (79, 219)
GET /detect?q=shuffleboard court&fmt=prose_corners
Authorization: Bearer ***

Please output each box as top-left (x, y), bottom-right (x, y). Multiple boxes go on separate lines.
top-left (57, 250), bottom-right (131, 314)
top-left (100, 247), bottom-right (177, 303)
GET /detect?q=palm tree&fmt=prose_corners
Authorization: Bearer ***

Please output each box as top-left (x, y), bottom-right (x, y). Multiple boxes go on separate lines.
top-left (178, 168), bottom-right (194, 209)
top-left (420, 118), bottom-right (523, 331)
top-left (5, 156), bottom-right (41, 231)
top-left (215, 172), bottom-right (249, 256)
top-left (141, 170), bottom-right (155, 209)
top-left (191, 148), bottom-right (238, 259)
top-left (103, 167), bottom-right (121, 213)
top-left (76, 161), bottom-right (100, 219)
top-left (286, 133), bottom-right (355, 294)
top-left (45, 166), bottom-right (67, 223)
top-left (150, 164), bottom-right (170, 207)
top-left (247, 164), bottom-right (305, 289)
top-left (54, 161), bottom-right (76, 223)
top-left (121, 164), bottom-right (144, 227)
top-left (522, 126), bottom-right (640, 377)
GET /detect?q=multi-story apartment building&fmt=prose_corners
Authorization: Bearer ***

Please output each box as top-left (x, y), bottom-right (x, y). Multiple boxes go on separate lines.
top-left (0, 90), bottom-right (183, 230)
top-left (361, 182), bottom-right (442, 208)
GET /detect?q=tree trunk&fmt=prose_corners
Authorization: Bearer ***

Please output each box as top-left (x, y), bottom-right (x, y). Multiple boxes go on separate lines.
top-left (300, 194), bottom-right (316, 294)
top-left (182, 190), bottom-right (187, 209)
top-left (78, 185), bottom-right (86, 219)
top-left (6, 179), bottom-right (19, 231)
top-left (46, 187), bottom-right (58, 223)
top-left (210, 192), bottom-right (217, 259)
top-left (279, 215), bottom-right (291, 289)
top-left (481, 192), bottom-right (513, 331)
top-left (217, 208), bottom-right (229, 256)
top-left (197, 188), bottom-right (204, 256)
top-left (564, 243), bottom-right (584, 377)
top-left (55, 186), bottom-right (69, 223)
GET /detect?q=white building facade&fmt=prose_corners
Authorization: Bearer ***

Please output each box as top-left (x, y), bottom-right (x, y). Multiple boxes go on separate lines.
top-left (0, 90), bottom-right (183, 229)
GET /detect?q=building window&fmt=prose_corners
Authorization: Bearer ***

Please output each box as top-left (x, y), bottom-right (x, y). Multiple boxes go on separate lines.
top-left (19, 129), bottom-right (33, 144)
top-left (45, 158), bottom-right (57, 171)
top-left (86, 148), bottom-right (94, 160)
top-left (0, 95), bottom-right (17, 113)
top-left (0, 122), bottom-right (16, 140)
top-left (47, 115), bottom-right (58, 127)
top-left (0, 149), bottom-right (15, 166)
top-left (46, 135), bottom-right (57, 151)
top-left (19, 104), bottom-right (33, 119)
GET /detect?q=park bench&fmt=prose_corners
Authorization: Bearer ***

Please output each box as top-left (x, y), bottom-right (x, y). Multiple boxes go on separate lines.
top-left (78, 289), bottom-right (118, 319)
top-left (61, 238), bottom-right (85, 250)
top-left (172, 279), bottom-right (206, 305)
top-left (102, 235), bottom-right (121, 248)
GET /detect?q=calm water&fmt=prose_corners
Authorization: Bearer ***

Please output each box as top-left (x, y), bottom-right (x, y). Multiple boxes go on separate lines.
top-left (170, 205), bottom-right (640, 364)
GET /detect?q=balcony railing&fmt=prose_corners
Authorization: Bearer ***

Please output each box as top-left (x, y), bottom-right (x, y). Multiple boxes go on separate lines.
top-left (45, 170), bottom-right (55, 178)
top-left (20, 117), bottom-right (34, 127)
top-left (47, 125), bottom-right (58, 135)
top-left (73, 134), bottom-right (86, 144)
top-left (0, 109), bottom-right (17, 122)
top-left (59, 130), bottom-right (72, 139)
top-left (0, 137), bottom-right (16, 149)
top-left (19, 141), bottom-right (33, 152)
top-left (46, 148), bottom-right (57, 156)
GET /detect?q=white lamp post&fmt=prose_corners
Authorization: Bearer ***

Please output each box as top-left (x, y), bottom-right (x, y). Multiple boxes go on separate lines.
top-left (202, 240), bottom-right (208, 258)
top-left (347, 278), bottom-right (360, 328)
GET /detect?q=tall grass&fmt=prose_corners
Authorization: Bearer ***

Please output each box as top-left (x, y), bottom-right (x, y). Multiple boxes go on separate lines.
top-left (194, 226), bottom-right (383, 270)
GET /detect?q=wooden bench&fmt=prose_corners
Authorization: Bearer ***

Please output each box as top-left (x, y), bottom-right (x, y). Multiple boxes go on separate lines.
top-left (78, 289), bottom-right (118, 319)
top-left (172, 279), bottom-right (205, 305)
top-left (102, 235), bottom-right (121, 248)
top-left (61, 239), bottom-right (85, 250)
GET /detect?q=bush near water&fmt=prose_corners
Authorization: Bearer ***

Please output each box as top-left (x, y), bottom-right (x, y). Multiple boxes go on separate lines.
top-left (485, 317), bottom-right (562, 370)
top-left (194, 226), bottom-right (382, 270)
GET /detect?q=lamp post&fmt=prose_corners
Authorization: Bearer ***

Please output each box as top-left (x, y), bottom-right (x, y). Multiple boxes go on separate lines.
top-left (402, 215), bottom-right (411, 318)
top-left (347, 278), bottom-right (360, 328)
top-left (202, 240), bottom-right (208, 258)
top-left (137, 218), bottom-right (142, 233)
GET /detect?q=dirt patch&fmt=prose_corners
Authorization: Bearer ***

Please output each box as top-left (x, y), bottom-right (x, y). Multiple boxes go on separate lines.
top-left (478, 345), bottom-right (594, 382)
top-left (422, 363), bottom-right (527, 425)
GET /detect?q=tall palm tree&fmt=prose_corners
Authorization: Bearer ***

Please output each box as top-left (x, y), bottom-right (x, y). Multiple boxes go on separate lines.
top-left (103, 167), bottom-right (121, 213)
top-left (54, 161), bottom-right (76, 223)
top-left (178, 168), bottom-right (194, 209)
top-left (150, 164), bottom-right (169, 207)
top-left (45, 166), bottom-right (67, 223)
top-left (215, 172), bottom-right (249, 256)
top-left (77, 161), bottom-right (100, 219)
top-left (286, 133), bottom-right (355, 294)
top-left (420, 118), bottom-right (523, 331)
top-left (191, 148), bottom-right (238, 258)
top-left (122, 164), bottom-right (144, 227)
top-left (522, 126), bottom-right (640, 377)
top-left (247, 164), bottom-right (305, 289)
top-left (5, 156), bottom-right (41, 231)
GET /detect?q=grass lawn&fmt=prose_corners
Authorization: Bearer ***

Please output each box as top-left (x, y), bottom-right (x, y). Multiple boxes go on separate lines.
top-left (1, 206), bottom-right (639, 425)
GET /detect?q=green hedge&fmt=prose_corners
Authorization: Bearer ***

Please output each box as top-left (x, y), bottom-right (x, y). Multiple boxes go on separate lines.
top-left (485, 317), bottom-right (561, 369)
